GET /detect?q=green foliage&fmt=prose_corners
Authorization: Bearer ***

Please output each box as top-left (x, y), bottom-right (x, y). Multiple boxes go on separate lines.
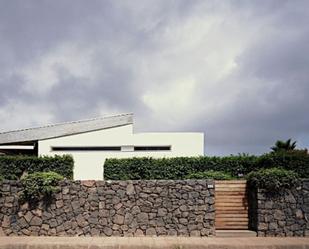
top-left (185, 170), bottom-right (235, 180)
top-left (21, 171), bottom-right (64, 203)
top-left (104, 156), bottom-right (258, 180)
top-left (104, 151), bottom-right (309, 180)
top-left (246, 167), bottom-right (300, 192)
top-left (258, 150), bottom-right (309, 178)
top-left (0, 175), bottom-right (3, 182)
top-left (0, 155), bottom-right (74, 180)
top-left (271, 139), bottom-right (297, 152)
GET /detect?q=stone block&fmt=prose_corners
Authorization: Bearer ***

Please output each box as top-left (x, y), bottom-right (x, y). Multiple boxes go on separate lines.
top-left (103, 227), bottom-right (113, 236)
top-left (134, 229), bottom-right (144, 236)
top-left (265, 201), bottom-right (273, 209)
top-left (17, 217), bottom-right (28, 229)
top-left (90, 228), bottom-right (100, 236)
top-left (114, 203), bottom-right (122, 210)
top-left (29, 216), bottom-right (42, 226)
top-left (296, 209), bottom-right (304, 219)
top-left (76, 215), bottom-right (87, 227)
top-left (41, 223), bottom-right (49, 231)
top-left (49, 218), bottom-right (58, 228)
top-left (269, 222), bottom-right (278, 230)
top-left (1, 215), bottom-right (10, 228)
top-left (145, 227), bottom-right (157, 236)
top-left (56, 200), bottom-right (64, 208)
top-left (258, 222), bottom-right (268, 231)
top-left (274, 210), bottom-right (285, 220)
top-left (62, 187), bottom-right (70, 195)
top-left (81, 180), bottom-right (95, 187)
top-left (71, 200), bottom-right (80, 210)
top-left (2, 184), bottom-right (10, 192)
top-left (156, 227), bottom-right (167, 235)
top-left (137, 212), bottom-right (148, 224)
top-left (124, 213), bottom-right (133, 224)
top-left (126, 184), bottom-right (135, 195)
top-left (157, 208), bottom-right (167, 217)
top-left (285, 193), bottom-right (297, 204)
top-left (24, 211), bottom-right (33, 223)
top-left (113, 214), bottom-right (124, 225)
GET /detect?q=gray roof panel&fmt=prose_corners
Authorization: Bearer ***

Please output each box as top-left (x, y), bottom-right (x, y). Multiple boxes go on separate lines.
top-left (0, 113), bottom-right (133, 145)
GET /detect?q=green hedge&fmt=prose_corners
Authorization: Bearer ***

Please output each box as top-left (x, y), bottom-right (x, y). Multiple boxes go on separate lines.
top-left (247, 167), bottom-right (300, 191)
top-left (104, 151), bottom-right (309, 180)
top-left (258, 150), bottom-right (309, 178)
top-left (0, 155), bottom-right (74, 180)
top-left (104, 155), bottom-right (258, 180)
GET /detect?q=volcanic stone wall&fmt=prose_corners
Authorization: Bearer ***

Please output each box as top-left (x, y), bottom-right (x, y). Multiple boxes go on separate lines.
top-left (250, 179), bottom-right (309, 237)
top-left (0, 180), bottom-right (215, 237)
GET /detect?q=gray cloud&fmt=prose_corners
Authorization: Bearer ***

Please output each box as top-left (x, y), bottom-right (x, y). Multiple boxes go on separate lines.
top-left (196, 1), bottom-right (309, 154)
top-left (0, 0), bottom-right (308, 155)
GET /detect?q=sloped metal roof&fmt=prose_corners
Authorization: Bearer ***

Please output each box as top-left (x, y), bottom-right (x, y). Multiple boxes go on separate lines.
top-left (0, 113), bottom-right (133, 145)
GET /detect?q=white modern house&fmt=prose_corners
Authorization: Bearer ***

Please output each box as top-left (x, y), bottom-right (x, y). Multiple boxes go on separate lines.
top-left (0, 113), bottom-right (204, 180)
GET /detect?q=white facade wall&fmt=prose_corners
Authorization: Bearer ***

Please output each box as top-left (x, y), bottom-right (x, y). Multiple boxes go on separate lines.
top-left (38, 124), bottom-right (204, 180)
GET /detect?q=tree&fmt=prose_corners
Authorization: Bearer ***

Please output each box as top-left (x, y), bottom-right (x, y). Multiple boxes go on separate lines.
top-left (271, 139), bottom-right (297, 153)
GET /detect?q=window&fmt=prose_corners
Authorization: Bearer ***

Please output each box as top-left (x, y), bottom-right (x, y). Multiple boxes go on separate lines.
top-left (134, 146), bottom-right (171, 151)
top-left (51, 145), bottom-right (171, 152)
top-left (51, 146), bottom-right (121, 151)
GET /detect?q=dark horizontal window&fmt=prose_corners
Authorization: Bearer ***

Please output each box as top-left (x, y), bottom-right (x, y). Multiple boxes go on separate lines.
top-left (134, 146), bottom-right (171, 151)
top-left (51, 146), bottom-right (121, 151)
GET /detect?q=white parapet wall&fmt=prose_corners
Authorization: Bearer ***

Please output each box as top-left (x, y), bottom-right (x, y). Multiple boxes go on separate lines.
top-left (38, 124), bottom-right (204, 180)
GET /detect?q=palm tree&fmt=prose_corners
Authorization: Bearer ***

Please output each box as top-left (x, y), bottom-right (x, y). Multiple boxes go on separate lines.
top-left (271, 139), bottom-right (297, 152)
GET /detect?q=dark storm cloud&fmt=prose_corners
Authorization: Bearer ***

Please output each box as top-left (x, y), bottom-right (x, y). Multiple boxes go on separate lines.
top-left (0, 1), bottom-right (112, 61)
top-left (194, 0), bottom-right (309, 154)
top-left (0, 0), bottom-right (145, 122)
top-left (46, 63), bottom-right (136, 122)
top-left (0, 0), bottom-right (309, 155)
top-left (0, 0), bottom-right (191, 118)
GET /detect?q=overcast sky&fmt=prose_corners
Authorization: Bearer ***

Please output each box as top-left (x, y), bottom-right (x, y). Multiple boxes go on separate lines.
top-left (0, 0), bottom-right (308, 155)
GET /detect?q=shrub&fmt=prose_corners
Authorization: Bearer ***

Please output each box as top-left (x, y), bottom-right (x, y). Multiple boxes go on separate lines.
top-left (21, 171), bottom-right (64, 204)
top-left (0, 175), bottom-right (3, 182)
top-left (258, 150), bottom-right (309, 178)
top-left (185, 170), bottom-right (235, 180)
top-left (246, 167), bottom-right (300, 192)
top-left (104, 151), bottom-right (309, 180)
top-left (104, 156), bottom-right (258, 180)
top-left (0, 155), bottom-right (74, 180)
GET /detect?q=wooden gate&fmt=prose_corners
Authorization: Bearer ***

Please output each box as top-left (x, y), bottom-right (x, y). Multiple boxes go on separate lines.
top-left (215, 180), bottom-right (248, 230)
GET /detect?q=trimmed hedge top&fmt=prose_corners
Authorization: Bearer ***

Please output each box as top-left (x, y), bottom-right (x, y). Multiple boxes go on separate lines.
top-left (104, 151), bottom-right (309, 180)
top-left (0, 155), bottom-right (74, 180)
top-left (104, 156), bottom-right (257, 180)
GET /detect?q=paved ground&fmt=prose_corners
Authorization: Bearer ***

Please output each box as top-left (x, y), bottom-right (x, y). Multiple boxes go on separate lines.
top-left (0, 237), bottom-right (309, 249)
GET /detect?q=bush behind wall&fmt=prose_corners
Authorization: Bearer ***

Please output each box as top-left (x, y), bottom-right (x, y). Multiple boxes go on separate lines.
top-left (104, 155), bottom-right (259, 180)
top-left (247, 167), bottom-right (300, 192)
top-left (104, 151), bottom-right (309, 180)
top-left (258, 150), bottom-right (309, 178)
top-left (0, 155), bottom-right (74, 180)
